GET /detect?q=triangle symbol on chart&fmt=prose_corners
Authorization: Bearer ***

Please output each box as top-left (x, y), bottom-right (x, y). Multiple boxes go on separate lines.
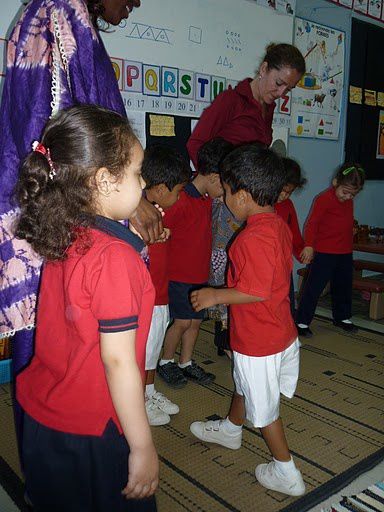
top-left (129, 24), bottom-right (141, 38)
top-left (223, 57), bottom-right (229, 66)
top-left (217, 56), bottom-right (223, 65)
top-left (142, 27), bottom-right (155, 39)
top-left (319, 119), bottom-right (324, 126)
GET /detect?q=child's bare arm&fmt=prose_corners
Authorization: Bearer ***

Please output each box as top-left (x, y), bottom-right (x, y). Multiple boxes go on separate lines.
top-left (190, 287), bottom-right (263, 312)
top-left (101, 330), bottom-right (159, 500)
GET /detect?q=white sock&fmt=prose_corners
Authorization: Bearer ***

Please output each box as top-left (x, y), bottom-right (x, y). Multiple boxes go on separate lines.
top-left (146, 384), bottom-right (155, 398)
top-left (222, 417), bottom-right (242, 434)
top-left (341, 319), bottom-right (352, 324)
top-left (178, 360), bottom-right (192, 369)
top-left (297, 323), bottom-right (308, 329)
top-left (159, 359), bottom-right (174, 366)
top-left (274, 457), bottom-right (297, 476)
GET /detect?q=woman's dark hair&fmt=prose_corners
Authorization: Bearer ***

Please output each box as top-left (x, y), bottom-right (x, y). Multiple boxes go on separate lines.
top-left (197, 138), bottom-right (234, 176)
top-left (15, 104), bottom-right (136, 261)
top-left (282, 157), bottom-right (306, 189)
top-left (334, 162), bottom-right (365, 189)
top-left (142, 145), bottom-right (191, 190)
top-left (221, 144), bottom-right (285, 206)
top-left (86, 0), bottom-right (105, 27)
top-left (261, 43), bottom-right (306, 75)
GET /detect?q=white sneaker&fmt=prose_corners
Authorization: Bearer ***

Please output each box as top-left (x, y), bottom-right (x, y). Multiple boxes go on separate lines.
top-left (190, 419), bottom-right (242, 450)
top-left (255, 461), bottom-right (306, 496)
top-left (151, 391), bottom-right (179, 415)
top-left (145, 398), bottom-right (170, 426)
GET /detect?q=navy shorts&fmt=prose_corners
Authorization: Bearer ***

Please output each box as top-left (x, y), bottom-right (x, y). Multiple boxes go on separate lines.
top-left (23, 414), bottom-right (157, 512)
top-left (168, 281), bottom-right (207, 320)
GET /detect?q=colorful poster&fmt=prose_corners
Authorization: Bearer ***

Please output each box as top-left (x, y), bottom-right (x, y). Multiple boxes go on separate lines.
top-left (377, 110), bottom-right (384, 159)
top-left (368, 0), bottom-right (382, 18)
top-left (354, 0), bottom-right (368, 13)
top-left (291, 18), bottom-right (345, 139)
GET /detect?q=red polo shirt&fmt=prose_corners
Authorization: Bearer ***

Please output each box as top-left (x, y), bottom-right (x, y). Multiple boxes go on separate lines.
top-left (187, 78), bottom-right (275, 169)
top-left (166, 182), bottom-right (212, 284)
top-left (304, 187), bottom-right (354, 254)
top-left (148, 240), bottom-right (169, 305)
top-left (275, 198), bottom-right (304, 261)
top-left (228, 213), bottom-right (297, 357)
top-left (17, 216), bottom-right (155, 436)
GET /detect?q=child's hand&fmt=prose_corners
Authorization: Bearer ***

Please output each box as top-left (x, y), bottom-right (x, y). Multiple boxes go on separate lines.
top-left (122, 443), bottom-right (159, 500)
top-left (300, 246), bottom-right (314, 264)
top-left (190, 287), bottom-right (217, 311)
top-left (154, 227), bottom-right (171, 243)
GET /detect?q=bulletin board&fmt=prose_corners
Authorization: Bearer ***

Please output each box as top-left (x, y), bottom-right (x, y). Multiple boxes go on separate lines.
top-left (345, 18), bottom-right (384, 180)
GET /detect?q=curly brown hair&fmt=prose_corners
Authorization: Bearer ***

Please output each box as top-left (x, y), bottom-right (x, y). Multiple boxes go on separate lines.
top-left (15, 105), bottom-right (136, 260)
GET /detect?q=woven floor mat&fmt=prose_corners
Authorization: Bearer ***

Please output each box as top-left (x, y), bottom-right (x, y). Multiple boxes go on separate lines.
top-left (1, 317), bottom-right (383, 511)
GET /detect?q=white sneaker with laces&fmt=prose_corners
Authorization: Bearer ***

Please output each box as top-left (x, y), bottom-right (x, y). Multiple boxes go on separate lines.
top-left (190, 419), bottom-right (242, 450)
top-left (255, 461), bottom-right (306, 496)
top-left (145, 398), bottom-right (170, 426)
top-left (151, 391), bottom-right (179, 415)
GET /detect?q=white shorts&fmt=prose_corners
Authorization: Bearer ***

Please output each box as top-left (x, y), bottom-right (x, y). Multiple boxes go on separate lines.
top-left (145, 305), bottom-right (170, 370)
top-left (233, 338), bottom-right (300, 428)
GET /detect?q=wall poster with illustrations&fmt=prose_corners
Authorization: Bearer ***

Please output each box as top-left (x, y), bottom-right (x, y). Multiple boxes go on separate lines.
top-left (291, 18), bottom-right (345, 140)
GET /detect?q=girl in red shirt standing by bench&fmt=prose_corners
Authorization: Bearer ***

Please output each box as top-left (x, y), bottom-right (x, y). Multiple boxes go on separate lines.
top-left (296, 164), bottom-right (365, 337)
top-left (275, 157), bottom-right (311, 315)
top-left (14, 105), bottom-right (158, 511)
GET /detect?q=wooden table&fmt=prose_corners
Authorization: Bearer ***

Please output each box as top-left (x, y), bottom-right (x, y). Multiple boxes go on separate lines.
top-left (353, 241), bottom-right (384, 255)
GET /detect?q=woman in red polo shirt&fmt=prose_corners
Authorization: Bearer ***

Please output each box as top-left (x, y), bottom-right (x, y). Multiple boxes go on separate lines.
top-left (14, 104), bottom-right (158, 511)
top-left (187, 43), bottom-right (305, 354)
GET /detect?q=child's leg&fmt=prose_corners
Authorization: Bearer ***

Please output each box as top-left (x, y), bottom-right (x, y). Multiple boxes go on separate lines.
top-left (179, 318), bottom-right (202, 363)
top-left (260, 418), bottom-right (290, 461)
top-left (296, 253), bottom-right (334, 327)
top-left (227, 391), bottom-right (246, 426)
top-left (161, 319), bottom-right (192, 360)
top-left (330, 254), bottom-right (354, 323)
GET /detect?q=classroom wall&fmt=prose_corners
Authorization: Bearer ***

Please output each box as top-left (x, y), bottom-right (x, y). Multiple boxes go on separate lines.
top-left (290, 0), bottom-right (384, 280)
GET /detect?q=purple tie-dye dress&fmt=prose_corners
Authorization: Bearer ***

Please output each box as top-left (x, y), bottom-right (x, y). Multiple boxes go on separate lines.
top-left (0, 0), bottom-right (126, 370)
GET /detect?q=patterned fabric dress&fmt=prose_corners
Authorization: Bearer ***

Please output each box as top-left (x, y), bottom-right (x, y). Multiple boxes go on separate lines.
top-left (0, 0), bottom-right (126, 368)
top-left (208, 199), bottom-right (242, 339)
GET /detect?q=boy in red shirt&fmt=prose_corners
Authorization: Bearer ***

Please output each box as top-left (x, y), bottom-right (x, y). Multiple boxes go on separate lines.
top-left (190, 144), bottom-right (305, 497)
top-left (141, 145), bottom-right (190, 426)
top-left (296, 164), bottom-right (365, 337)
top-left (157, 139), bottom-right (229, 388)
top-left (275, 157), bottom-right (311, 315)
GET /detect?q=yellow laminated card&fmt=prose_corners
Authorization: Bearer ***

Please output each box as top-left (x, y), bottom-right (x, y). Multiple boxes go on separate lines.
top-left (364, 89), bottom-right (377, 106)
top-left (149, 114), bottom-right (175, 137)
top-left (377, 92), bottom-right (384, 108)
top-left (349, 85), bottom-right (362, 104)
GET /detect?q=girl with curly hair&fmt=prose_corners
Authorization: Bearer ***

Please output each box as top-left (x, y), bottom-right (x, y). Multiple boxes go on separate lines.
top-left (15, 104), bottom-right (158, 511)
top-left (0, 0), bottom-right (164, 463)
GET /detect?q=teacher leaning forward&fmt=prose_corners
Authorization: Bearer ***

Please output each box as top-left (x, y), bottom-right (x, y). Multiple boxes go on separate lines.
top-left (187, 43), bottom-right (305, 354)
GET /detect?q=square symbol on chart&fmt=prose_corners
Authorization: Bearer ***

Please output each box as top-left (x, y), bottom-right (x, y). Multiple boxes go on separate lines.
top-left (189, 26), bottom-right (202, 44)
top-left (298, 115), bottom-right (303, 123)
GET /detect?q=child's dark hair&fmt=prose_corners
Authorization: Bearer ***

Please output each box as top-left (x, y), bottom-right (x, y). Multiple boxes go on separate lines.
top-left (221, 144), bottom-right (285, 206)
top-left (282, 157), bottom-right (306, 189)
top-left (15, 104), bottom-right (137, 261)
top-left (334, 162), bottom-right (365, 189)
top-left (142, 145), bottom-right (190, 190)
top-left (197, 138), bottom-right (234, 176)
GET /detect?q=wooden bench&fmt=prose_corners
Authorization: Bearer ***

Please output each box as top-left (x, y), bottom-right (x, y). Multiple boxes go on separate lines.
top-left (297, 268), bottom-right (384, 320)
top-left (353, 259), bottom-right (384, 276)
